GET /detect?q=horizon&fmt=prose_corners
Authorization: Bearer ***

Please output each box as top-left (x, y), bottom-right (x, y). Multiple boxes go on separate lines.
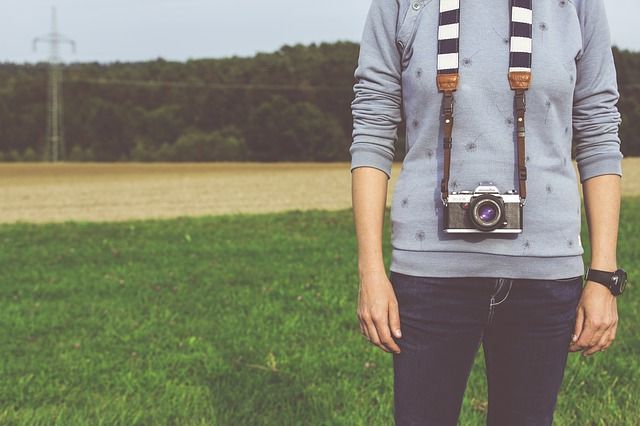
top-left (0, 40), bottom-right (359, 66)
top-left (2, 40), bottom-right (638, 67)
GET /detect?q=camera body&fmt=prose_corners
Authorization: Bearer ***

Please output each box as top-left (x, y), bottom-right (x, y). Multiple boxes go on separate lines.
top-left (443, 182), bottom-right (523, 233)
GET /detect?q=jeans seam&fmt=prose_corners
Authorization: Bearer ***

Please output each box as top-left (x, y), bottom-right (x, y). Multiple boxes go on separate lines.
top-left (487, 278), bottom-right (503, 324)
top-left (491, 280), bottom-right (513, 307)
top-left (487, 278), bottom-right (513, 325)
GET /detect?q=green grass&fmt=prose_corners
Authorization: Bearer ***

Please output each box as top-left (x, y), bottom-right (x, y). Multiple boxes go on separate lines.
top-left (1, 198), bottom-right (638, 425)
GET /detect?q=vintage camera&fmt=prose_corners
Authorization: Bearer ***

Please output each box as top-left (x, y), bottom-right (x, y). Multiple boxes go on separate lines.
top-left (443, 182), bottom-right (523, 233)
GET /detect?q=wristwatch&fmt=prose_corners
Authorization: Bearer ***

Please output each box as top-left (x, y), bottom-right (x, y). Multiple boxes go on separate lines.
top-left (585, 266), bottom-right (628, 296)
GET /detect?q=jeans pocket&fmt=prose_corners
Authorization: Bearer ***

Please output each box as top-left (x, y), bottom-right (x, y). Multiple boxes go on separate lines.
top-left (545, 276), bottom-right (584, 307)
top-left (553, 275), bottom-right (583, 283)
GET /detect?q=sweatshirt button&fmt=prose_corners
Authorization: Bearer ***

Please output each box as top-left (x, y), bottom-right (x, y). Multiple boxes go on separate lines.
top-left (412, 1), bottom-right (421, 10)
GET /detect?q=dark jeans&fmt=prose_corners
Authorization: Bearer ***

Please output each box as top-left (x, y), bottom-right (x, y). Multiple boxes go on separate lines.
top-left (389, 270), bottom-right (584, 426)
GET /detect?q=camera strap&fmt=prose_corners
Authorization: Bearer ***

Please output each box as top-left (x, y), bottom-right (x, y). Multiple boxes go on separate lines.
top-left (436, 0), bottom-right (531, 207)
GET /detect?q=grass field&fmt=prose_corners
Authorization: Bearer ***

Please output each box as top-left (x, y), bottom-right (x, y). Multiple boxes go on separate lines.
top-left (0, 158), bottom-right (638, 224)
top-left (1, 197), bottom-right (639, 424)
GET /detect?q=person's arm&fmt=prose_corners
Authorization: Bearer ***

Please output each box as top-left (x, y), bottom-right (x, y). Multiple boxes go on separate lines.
top-left (350, 0), bottom-right (403, 354)
top-left (569, 0), bottom-right (624, 356)
top-left (353, 168), bottom-right (402, 354)
top-left (571, 174), bottom-right (621, 356)
top-left (353, 168), bottom-right (389, 282)
top-left (583, 175), bottom-right (621, 273)
top-left (350, 0), bottom-right (403, 180)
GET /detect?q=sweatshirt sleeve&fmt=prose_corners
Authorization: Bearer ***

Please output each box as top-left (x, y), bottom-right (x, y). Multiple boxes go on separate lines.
top-left (572, 0), bottom-right (624, 184)
top-left (349, 0), bottom-right (403, 180)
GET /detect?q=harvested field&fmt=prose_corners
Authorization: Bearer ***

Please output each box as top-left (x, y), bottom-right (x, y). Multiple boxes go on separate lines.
top-left (0, 159), bottom-right (638, 224)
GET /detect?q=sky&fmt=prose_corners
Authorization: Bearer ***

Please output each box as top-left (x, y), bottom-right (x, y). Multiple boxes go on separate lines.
top-left (1, 0), bottom-right (638, 64)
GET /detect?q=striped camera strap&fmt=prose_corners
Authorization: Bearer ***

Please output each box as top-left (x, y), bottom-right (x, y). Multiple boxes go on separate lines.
top-left (436, 0), bottom-right (531, 206)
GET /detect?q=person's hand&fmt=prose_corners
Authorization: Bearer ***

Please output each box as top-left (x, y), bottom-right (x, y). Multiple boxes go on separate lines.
top-left (569, 281), bottom-right (618, 356)
top-left (357, 270), bottom-right (402, 354)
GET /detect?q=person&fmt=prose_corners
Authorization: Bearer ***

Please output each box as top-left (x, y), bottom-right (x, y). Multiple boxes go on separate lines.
top-left (349, 0), bottom-right (627, 424)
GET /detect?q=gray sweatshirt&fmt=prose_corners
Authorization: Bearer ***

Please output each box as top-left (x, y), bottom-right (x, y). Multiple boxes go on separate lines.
top-left (349, 0), bottom-right (624, 279)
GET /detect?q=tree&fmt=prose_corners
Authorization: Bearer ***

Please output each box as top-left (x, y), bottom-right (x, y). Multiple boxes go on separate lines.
top-left (245, 95), bottom-right (347, 161)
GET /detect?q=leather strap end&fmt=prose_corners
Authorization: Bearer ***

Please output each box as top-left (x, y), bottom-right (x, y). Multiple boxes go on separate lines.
top-left (437, 73), bottom-right (459, 91)
top-left (508, 71), bottom-right (531, 90)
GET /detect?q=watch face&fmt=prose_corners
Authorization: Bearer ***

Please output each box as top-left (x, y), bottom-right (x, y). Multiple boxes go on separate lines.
top-left (614, 269), bottom-right (627, 294)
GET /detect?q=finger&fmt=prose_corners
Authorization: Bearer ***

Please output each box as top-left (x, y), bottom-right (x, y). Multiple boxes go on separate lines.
top-left (361, 314), bottom-right (374, 344)
top-left (598, 331), bottom-right (614, 352)
top-left (569, 306), bottom-right (585, 352)
top-left (377, 323), bottom-right (401, 354)
top-left (371, 313), bottom-right (400, 353)
top-left (357, 312), bottom-right (369, 339)
top-left (358, 318), bottom-right (367, 337)
top-left (388, 297), bottom-right (402, 339)
top-left (357, 311), bottom-right (365, 333)
top-left (607, 318), bottom-right (618, 347)
top-left (571, 305), bottom-right (584, 344)
top-left (583, 328), bottom-right (612, 356)
top-left (378, 318), bottom-right (402, 354)
top-left (580, 315), bottom-right (613, 356)
top-left (386, 298), bottom-right (402, 354)
top-left (589, 315), bottom-right (619, 354)
top-left (574, 315), bottom-right (604, 354)
top-left (600, 334), bottom-right (615, 352)
top-left (365, 316), bottom-right (388, 352)
top-left (602, 306), bottom-right (619, 351)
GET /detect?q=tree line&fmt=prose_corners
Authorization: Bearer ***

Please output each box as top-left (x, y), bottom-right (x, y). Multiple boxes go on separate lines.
top-left (0, 42), bottom-right (638, 162)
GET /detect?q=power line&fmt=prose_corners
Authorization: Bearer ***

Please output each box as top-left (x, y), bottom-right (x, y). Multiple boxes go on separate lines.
top-left (33, 7), bottom-right (76, 162)
top-left (60, 76), bottom-right (640, 92)
top-left (64, 77), bottom-right (350, 92)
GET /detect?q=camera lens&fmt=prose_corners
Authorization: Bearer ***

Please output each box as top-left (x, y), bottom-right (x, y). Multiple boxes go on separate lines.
top-left (478, 203), bottom-right (498, 222)
top-left (469, 195), bottom-right (504, 231)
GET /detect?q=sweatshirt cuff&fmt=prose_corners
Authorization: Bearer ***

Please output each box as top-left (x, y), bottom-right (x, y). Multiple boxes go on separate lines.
top-left (349, 143), bottom-right (394, 179)
top-left (577, 150), bottom-right (623, 183)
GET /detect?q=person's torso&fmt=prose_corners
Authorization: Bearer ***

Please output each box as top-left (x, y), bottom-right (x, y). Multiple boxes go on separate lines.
top-left (390, 0), bottom-right (585, 256)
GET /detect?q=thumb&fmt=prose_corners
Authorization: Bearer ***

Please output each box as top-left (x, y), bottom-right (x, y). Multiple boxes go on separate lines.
top-left (572, 305), bottom-right (584, 344)
top-left (389, 297), bottom-right (402, 338)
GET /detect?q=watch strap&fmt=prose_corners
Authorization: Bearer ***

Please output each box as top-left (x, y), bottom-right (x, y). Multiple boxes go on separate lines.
top-left (585, 267), bottom-right (626, 296)
top-left (586, 267), bottom-right (615, 288)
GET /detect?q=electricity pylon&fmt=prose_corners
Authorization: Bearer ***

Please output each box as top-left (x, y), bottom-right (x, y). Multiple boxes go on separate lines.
top-left (33, 7), bottom-right (76, 162)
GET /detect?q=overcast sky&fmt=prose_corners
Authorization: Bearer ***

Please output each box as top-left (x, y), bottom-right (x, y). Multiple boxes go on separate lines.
top-left (1, 0), bottom-right (638, 64)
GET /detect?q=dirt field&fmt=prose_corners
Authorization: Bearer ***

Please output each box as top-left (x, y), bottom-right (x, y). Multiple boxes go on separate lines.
top-left (0, 159), bottom-right (638, 224)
